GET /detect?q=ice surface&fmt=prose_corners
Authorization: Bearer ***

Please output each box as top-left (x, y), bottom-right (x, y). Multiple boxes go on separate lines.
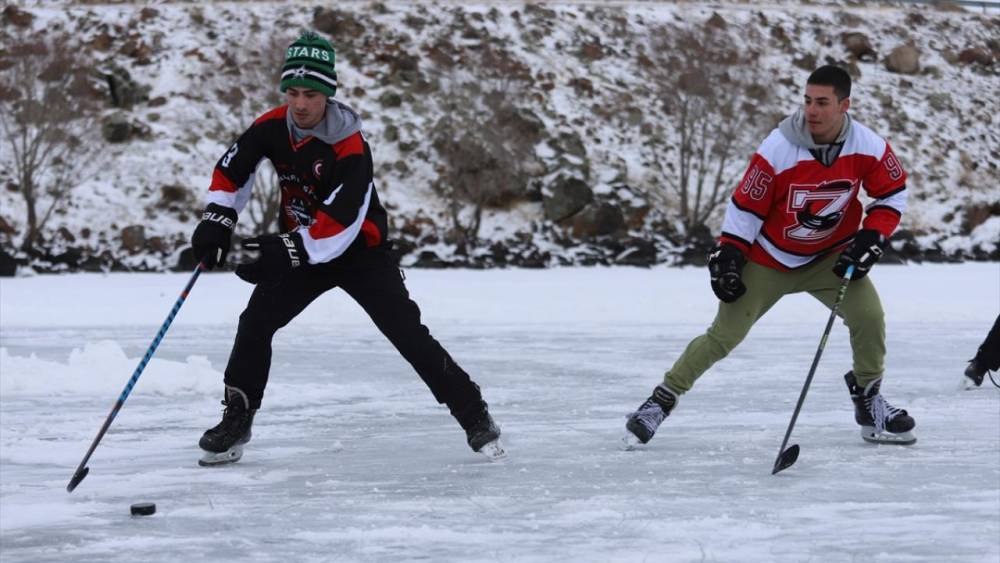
top-left (1, 264), bottom-right (998, 562)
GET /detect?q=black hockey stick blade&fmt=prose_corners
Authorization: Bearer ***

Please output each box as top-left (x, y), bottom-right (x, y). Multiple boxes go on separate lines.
top-left (771, 444), bottom-right (800, 475)
top-left (66, 466), bottom-right (90, 493)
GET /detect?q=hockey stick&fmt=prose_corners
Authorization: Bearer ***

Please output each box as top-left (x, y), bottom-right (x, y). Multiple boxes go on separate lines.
top-left (771, 264), bottom-right (854, 475)
top-left (67, 263), bottom-right (204, 492)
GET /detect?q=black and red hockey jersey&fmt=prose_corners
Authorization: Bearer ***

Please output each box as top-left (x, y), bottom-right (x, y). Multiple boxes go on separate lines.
top-left (205, 102), bottom-right (387, 264)
top-left (719, 118), bottom-right (908, 270)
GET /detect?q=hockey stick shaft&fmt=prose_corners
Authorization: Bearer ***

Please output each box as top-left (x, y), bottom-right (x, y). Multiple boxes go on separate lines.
top-left (67, 263), bottom-right (204, 492)
top-left (772, 264), bottom-right (854, 473)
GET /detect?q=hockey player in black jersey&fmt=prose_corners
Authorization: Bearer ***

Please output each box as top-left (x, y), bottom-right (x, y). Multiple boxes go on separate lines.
top-left (191, 32), bottom-right (503, 465)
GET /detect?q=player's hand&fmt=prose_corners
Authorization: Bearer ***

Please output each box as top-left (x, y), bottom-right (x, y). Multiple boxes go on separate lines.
top-left (235, 232), bottom-right (307, 284)
top-left (833, 229), bottom-right (885, 280)
top-left (708, 244), bottom-right (746, 303)
top-left (191, 203), bottom-right (236, 270)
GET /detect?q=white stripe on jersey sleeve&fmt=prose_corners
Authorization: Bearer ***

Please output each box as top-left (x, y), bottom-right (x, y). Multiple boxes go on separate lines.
top-left (866, 187), bottom-right (908, 215)
top-left (721, 199), bottom-right (764, 245)
top-left (757, 237), bottom-right (819, 269)
top-left (299, 181), bottom-right (373, 264)
top-left (206, 163), bottom-right (258, 213)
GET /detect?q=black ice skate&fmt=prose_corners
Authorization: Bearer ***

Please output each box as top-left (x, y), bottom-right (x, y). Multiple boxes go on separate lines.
top-left (844, 372), bottom-right (916, 446)
top-left (963, 358), bottom-right (988, 388)
top-left (624, 385), bottom-right (677, 449)
top-left (463, 411), bottom-right (505, 461)
top-left (199, 385), bottom-right (257, 467)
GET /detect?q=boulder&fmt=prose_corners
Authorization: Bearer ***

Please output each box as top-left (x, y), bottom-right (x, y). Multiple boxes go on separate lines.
top-left (706, 12), bottom-right (727, 30)
top-left (103, 64), bottom-right (149, 108)
top-left (2, 5), bottom-right (34, 27)
top-left (0, 247), bottom-right (17, 276)
top-left (884, 45), bottom-right (920, 75)
top-left (571, 203), bottom-right (625, 238)
top-left (411, 250), bottom-right (451, 268)
top-left (841, 32), bottom-right (876, 62)
top-left (379, 91), bottom-right (402, 107)
top-left (578, 41), bottom-right (604, 61)
top-left (101, 113), bottom-right (132, 143)
top-left (962, 202), bottom-right (1000, 233)
top-left (543, 177), bottom-right (593, 221)
top-left (159, 184), bottom-right (189, 204)
top-left (678, 223), bottom-right (716, 266)
top-left (120, 225), bottom-right (146, 252)
top-left (614, 238), bottom-right (657, 267)
top-left (312, 7), bottom-right (365, 39)
top-left (958, 47), bottom-right (994, 66)
top-left (174, 247), bottom-right (198, 271)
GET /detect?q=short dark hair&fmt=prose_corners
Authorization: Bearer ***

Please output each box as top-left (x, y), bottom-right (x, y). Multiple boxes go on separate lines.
top-left (807, 65), bottom-right (851, 100)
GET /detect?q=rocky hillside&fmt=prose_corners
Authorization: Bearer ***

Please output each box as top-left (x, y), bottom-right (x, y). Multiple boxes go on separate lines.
top-left (0, 1), bottom-right (997, 273)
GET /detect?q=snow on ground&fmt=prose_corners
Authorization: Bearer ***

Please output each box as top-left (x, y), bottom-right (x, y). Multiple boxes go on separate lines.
top-left (1, 263), bottom-right (998, 562)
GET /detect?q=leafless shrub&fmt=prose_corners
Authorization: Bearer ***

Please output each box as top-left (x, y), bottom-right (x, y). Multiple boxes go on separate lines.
top-left (429, 43), bottom-right (538, 251)
top-left (0, 29), bottom-right (104, 253)
top-left (643, 23), bottom-right (772, 237)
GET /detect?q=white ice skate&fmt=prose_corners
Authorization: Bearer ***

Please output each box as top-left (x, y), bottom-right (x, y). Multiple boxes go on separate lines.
top-left (477, 437), bottom-right (507, 462)
top-left (860, 427), bottom-right (917, 446)
top-left (198, 444), bottom-right (244, 467)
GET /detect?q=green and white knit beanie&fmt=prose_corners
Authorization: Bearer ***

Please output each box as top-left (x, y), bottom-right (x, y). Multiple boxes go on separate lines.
top-left (280, 32), bottom-right (338, 97)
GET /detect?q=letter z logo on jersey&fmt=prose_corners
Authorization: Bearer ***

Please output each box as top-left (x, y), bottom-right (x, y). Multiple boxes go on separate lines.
top-left (784, 179), bottom-right (856, 242)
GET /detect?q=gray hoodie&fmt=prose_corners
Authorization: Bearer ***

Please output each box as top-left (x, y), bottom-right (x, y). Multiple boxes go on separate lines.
top-left (287, 99), bottom-right (363, 145)
top-left (777, 109), bottom-right (852, 167)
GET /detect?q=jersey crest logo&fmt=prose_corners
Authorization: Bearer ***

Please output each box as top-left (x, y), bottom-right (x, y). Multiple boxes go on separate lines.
top-left (784, 179), bottom-right (855, 242)
top-left (312, 160), bottom-right (323, 179)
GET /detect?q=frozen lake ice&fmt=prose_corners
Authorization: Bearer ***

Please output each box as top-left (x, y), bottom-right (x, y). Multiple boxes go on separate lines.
top-left (1, 264), bottom-right (998, 562)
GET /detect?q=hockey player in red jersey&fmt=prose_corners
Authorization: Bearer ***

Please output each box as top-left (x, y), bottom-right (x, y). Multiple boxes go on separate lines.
top-left (190, 32), bottom-right (503, 466)
top-left (626, 65), bottom-right (916, 449)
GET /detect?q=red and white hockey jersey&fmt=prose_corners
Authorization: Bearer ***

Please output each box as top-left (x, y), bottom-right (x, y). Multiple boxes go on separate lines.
top-left (719, 119), bottom-right (908, 270)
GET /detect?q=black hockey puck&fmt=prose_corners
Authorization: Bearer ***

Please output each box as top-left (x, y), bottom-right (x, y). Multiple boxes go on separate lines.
top-left (130, 502), bottom-right (156, 516)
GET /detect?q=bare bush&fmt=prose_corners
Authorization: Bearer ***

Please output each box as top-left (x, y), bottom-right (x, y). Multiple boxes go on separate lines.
top-left (642, 22), bottom-right (772, 237)
top-left (0, 29), bottom-right (104, 253)
top-left (429, 43), bottom-right (539, 251)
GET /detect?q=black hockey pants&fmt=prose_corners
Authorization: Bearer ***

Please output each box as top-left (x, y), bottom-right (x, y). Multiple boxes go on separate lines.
top-left (975, 314), bottom-right (1000, 371)
top-left (223, 248), bottom-right (487, 429)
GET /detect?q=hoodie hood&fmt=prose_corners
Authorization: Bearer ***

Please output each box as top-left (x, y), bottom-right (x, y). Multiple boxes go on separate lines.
top-left (778, 109), bottom-right (852, 167)
top-left (287, 99), bottom-right (362, 145)
top-left (778, 109), bottom-right (852, 150)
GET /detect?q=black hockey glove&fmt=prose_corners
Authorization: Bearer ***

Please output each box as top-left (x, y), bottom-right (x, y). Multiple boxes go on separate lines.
top-left (191, 203), bottom-right (237, 270)
top-left (708, 244), bottom-right (747, 303)
top-left (833, 229), bottom-right (886, 280)
top-left (235, 232), bottom-right (307, 285)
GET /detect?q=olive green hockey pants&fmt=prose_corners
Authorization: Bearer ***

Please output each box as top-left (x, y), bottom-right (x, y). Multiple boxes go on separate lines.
top-left (663, 253), bottom-right (886, 394)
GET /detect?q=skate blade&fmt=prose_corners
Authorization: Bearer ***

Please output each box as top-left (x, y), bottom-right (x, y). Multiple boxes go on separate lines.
top-left (198, 445), bottom-right (244, 467)
top-left (960, 376), bottom-right (982, 390)
top-left (860, 427), bottom-right (917, 446)
top-left (622, 431), bottom-right (644, 451)
top-left (477, 438), bottom-right (507, 462)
